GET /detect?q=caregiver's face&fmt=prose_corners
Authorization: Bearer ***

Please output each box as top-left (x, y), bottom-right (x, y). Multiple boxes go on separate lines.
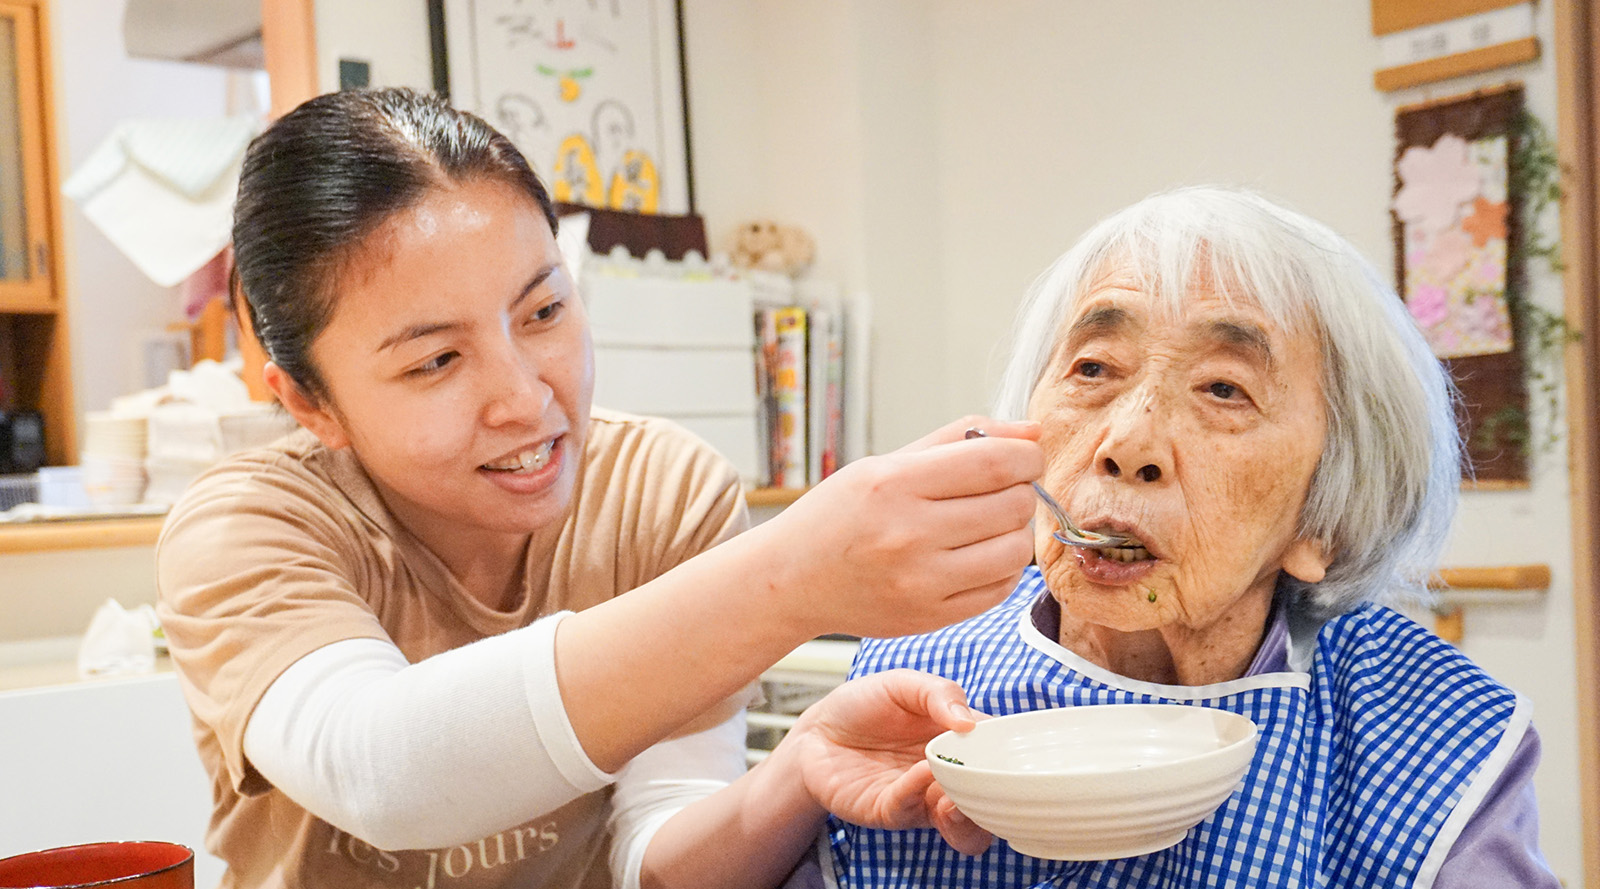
top-left (304, 179), bottom-right (594, 547)
top-left (1028, 273), bottom-right (1330, 632)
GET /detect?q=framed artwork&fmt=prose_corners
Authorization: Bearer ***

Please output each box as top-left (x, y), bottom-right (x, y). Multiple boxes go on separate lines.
top-left (438, 0), bottom-right (694, 215)
top-left (1391, 84), bottom-right (1526, 485)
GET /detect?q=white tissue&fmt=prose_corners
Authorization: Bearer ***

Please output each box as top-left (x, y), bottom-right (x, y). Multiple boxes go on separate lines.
top-left (166, 359), bottom-right (251, 412)
top-left (63, 116), bottom-right (258, 287)
top-left (77, 599), bottom-right (159, 678)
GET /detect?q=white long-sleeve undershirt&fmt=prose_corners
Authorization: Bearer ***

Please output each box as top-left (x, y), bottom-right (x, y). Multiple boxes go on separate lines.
top-left (606, 706), bottom-right (748, 889)
top-left (242, 613), bottom-right (744, 884)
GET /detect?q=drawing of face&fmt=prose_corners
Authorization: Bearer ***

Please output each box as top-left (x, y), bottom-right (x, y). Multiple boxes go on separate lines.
top-left (496, 94), bottom-right (549, 148)
top-left (470, 0), bottom-right (676, 211)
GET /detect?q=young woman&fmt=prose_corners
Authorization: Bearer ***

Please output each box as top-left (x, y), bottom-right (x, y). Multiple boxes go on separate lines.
top-left (156, 88), bottom-right (1035, 889)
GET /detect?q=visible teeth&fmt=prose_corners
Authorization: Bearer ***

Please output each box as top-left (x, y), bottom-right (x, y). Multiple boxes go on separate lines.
top-left (1099, 546), bottom-right (1151, 562)
top-left (518, 446), bottom-right (551, 471)
top-left (484, 440), bottom-right (555, 472)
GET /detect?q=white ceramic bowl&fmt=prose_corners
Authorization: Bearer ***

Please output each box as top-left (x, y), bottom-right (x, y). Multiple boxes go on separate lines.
top-left (926, 703), bottom-right (1258, 861)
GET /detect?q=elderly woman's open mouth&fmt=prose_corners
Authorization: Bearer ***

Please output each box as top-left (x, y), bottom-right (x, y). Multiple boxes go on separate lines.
top-left (1073, 520), bottom-right (1158, 581)
top-left (1087, 533), bottom-right (1153, 563)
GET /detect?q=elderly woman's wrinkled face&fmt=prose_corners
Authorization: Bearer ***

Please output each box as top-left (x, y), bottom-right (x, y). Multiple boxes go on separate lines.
top-left (1029, 275), bottom-right (1332, 633)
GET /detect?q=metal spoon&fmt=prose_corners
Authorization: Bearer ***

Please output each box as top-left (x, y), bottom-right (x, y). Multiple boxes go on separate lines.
top-left (964, 428), bottom-right (1134, 549)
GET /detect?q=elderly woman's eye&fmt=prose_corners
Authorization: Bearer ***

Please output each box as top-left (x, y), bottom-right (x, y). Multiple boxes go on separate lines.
top-left (1076, 361), bottom-right (1105, 378)
top-left (1208, 381), bottom-right (1240, 400)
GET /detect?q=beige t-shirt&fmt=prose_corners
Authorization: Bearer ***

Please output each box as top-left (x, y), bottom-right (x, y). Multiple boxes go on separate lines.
top-left (157, 408), bottom-right (749, 889)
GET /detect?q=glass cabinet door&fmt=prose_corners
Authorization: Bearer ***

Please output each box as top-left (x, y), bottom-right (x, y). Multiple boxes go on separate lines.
top-left (0, 1), bottom-right (51, 306)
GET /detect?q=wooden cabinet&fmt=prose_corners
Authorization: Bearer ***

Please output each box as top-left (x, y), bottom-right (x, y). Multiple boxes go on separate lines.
top-left (0, 0), bottom-right (73, 466)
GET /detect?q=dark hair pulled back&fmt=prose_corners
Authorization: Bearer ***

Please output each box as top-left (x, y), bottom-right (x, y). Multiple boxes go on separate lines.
top-left (232, 87), bottom-right (558, 397)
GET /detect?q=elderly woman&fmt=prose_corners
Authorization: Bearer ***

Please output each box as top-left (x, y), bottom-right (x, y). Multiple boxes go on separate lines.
top-left (825, 187), bottom-right (1559, 888)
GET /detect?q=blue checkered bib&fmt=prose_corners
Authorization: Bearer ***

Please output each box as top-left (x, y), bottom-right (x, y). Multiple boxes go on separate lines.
top-left (825, 567), bottom-right (1527, 889)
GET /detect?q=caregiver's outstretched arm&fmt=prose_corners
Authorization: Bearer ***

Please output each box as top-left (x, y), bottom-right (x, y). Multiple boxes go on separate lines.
top-left (556, 416), bottom-right (1042, 771)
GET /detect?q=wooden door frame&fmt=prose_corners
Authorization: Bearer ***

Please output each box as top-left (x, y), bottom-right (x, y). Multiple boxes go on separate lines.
top-left (240, 0), bottom-right (318, 402)
top-left (1555, 0), bottom-right (1600, 884)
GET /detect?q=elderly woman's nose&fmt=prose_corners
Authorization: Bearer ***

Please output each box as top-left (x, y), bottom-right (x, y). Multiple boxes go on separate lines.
top-left (1093, 390), bottom-right (1172, 484)
top-left (1102, 456), bottom-right (1163, 482)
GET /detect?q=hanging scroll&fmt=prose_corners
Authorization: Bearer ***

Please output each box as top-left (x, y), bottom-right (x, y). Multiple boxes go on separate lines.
top-left (1392, 84), bottom-right (1527, 485)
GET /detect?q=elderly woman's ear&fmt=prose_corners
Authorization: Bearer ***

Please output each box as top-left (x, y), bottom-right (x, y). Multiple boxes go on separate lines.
top-left (1282, 538), bottom-right (1334, 584)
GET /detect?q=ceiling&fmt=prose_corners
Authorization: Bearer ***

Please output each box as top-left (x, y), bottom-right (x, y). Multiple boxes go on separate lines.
top-left (122, 0), bottom-right (263, 69)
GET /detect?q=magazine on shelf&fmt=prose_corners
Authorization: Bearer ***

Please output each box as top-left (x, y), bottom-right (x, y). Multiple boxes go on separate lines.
top-left (798, 280), bottom-right (846, 485)
top-left (770, 306), bottom-right (809, 490)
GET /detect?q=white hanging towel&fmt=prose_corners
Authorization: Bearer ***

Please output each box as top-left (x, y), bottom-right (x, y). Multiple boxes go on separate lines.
top-left (63, 115), bottom-right (258, 287)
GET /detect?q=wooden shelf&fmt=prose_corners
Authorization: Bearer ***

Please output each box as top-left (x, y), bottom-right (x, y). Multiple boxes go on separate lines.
top-left (1427, 563), bottom-right (1550, 644)
top-left (0, 485), bottom-right (808, 554)
top-left (744, 487), bottom-right (808, 508)
top-left (0, 0), bottom-right (76, 467)
top-left (0, 293), bottom-right (55, 314)
top-left (0, 515), bottom-right (165, 554)
top-left (1429, 563), bottom-right (1551, 590)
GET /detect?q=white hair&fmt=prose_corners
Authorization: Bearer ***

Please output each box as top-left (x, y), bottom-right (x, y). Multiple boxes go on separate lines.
top-left (993, 186), bottom-right (1459, 614)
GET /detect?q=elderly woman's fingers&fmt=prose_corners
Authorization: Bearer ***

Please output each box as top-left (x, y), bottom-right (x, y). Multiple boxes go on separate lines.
top-left (927, 786), bottom-right (995, 857)
top-left (867, 668), bottom-right (985, 733)
top-left (872, 760), bottom-right (940, 830)
top-left (897, 415), bottom-right (1042, 452)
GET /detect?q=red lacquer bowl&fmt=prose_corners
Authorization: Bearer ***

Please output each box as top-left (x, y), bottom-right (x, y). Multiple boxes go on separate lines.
top-left (0, 842), bottom-right (193, 888)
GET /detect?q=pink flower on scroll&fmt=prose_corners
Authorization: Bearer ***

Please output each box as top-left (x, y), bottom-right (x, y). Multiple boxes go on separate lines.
top-left (1463, 289), bottom-right (1511, 344)
top-left (1407, 284), bottom-right (1449, 328)
top-left (1394, 133), bottom-right (1480, 235)
top-left (1421, 229), bottom-right (1474, 282)
top-left (1462, 196), bottom-right (1508, 248)
top-left (1471, 256), bottom-right (1505, 289)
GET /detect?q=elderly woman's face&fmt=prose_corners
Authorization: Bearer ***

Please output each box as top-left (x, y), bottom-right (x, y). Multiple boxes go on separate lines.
top-left (1029, 275), bottom-right (1333, 633)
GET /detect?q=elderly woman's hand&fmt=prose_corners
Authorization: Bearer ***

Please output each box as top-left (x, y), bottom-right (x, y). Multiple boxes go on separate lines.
top-left (756, 416), bottom-right (1043, 641)
top-left (780, 668), bottom-right (995, 856)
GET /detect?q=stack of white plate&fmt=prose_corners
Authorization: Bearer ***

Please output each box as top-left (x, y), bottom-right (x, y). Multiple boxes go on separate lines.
top-left (142, 402), bottom-right (299, 506)
top-left (82, 411), bottom-right (149, 507)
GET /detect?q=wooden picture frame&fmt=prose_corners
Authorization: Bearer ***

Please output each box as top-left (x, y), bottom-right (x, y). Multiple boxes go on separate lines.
top-left (437, 0), bottom-right (695, 215)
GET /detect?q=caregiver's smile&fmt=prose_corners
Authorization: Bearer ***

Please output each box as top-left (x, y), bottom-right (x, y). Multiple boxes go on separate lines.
top-left (1028, 276), bottom-right (1333, 640)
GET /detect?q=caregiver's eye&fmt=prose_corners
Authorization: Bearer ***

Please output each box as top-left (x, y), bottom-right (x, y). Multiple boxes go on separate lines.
top-left (531, 299), bottom-right (565, 323)
top-left (409, 351), bottom-right (458, 377)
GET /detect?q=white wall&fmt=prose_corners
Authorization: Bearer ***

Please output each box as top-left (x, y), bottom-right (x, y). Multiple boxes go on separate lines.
top-left (0, 545), bottom-right (157, 644)
top-left (49, 0), bottom-right (230, 432)
top-left (314, 0), bottom-right (434, 94)
top-left (683, 1), bottom-right (1584, 883)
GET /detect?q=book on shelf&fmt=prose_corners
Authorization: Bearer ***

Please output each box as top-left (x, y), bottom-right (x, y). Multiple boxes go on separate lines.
top-left (753, 308), bottom-right (779, 488)
top-left (800, 283), bottom-right (845, 485)
top-left (817, 308), bottom-right (845, 480)
top-left (752, 288), bottom-right (849, 492)
top-left (770, 306), bottom-right (809, 490)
